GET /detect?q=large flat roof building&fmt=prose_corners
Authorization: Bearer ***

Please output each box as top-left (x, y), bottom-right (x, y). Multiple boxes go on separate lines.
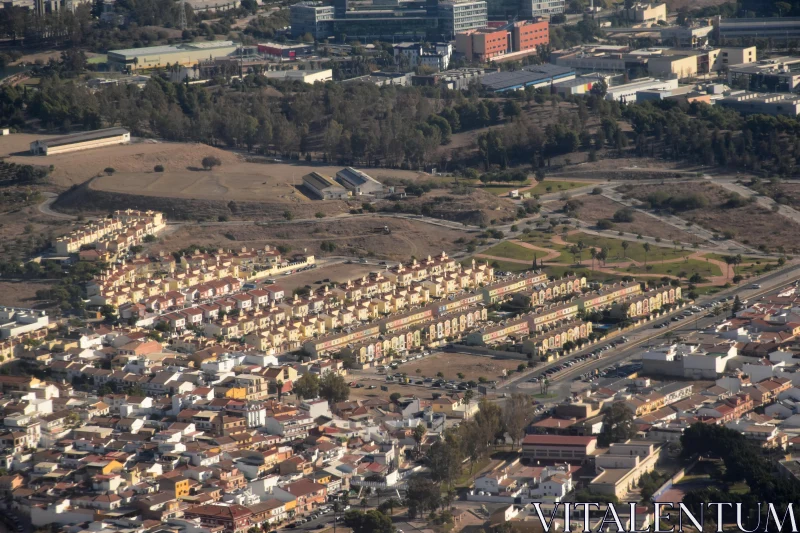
top-left (335, 168), bottom-right (384, 196)
top-left (29, 127), bottom-right (131, 156)
top-left (302, 172), bottom-right (350, 200)
top-left (481, 63), bottom-right (574, 92)
top-left (714, 16), bottom-right (800, 43)
top-left (107, 41), bottom-right (239, 72)
top-left (521, 434), bottom-right (597, 461)
top-left (728, 57), bottom-right (800, 92)
top-left (604, 77), bottom-right (678, 103)
top-left (718, 91), bottom-right (800, 117)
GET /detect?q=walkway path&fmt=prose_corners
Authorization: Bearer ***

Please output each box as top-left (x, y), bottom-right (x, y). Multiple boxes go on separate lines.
top-left (713, 177), bottom-right (800, 227)
top-left (477, 229), bottom-right (757, 287)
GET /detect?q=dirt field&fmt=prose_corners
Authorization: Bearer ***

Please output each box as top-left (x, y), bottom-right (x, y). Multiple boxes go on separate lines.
top-left (0, 280), bottom-right (56, 308)
top-left (572, 194), bottom-right (703, 243)
top-left (89, 157), bottom-right (427, 203)
top-left (622, 181), bottom-right (800, 251)
top-left (396, 352), bottom-right (521, 383)
top-left (4, 137), bottom-right (243, 188)
top-left (272, 262), bottom-right (379, 292)
top-left (150, 216), bottom-right (471, 260)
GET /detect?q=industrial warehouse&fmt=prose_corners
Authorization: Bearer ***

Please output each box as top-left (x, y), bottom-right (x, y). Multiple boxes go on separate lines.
top-left (107, 41), bottom-right (240, 72)
top-left (29, 128), bottom-right (131, 156)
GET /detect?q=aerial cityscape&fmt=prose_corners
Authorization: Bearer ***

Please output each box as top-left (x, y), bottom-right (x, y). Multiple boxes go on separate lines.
top-left (2, 0), bottom-right (800, 531)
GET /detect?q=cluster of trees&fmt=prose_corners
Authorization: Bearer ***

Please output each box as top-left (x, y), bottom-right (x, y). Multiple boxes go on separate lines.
top-left (681, 423), bottom-right (800, 531)
top-left (478, 170), bottom-right (527, 184)
top-left (409, 394), bottom-right (535, 517)
top-left (292, 371), bottom-right (350, 406)
top-left (597, 402), bottom-right (637, 447)
top-left (642, 190), bottom-right (710, 212)
top-left (625, 100), bottom-right (800, 177)
top-left (6, 74), bottom-right (532, 169)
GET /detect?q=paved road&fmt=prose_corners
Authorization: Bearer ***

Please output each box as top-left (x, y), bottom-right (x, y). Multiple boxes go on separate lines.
top-left (499, 262), bottom-right (800, 402)
top-left (712, 177), bottom-right (800, 227)
top-left (37, 192), bottom-right (76, 220)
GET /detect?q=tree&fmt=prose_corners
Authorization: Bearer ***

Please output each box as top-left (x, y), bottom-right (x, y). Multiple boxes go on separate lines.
top-left (503, 393), bottom-right (534, 446)
top-left (293, 372), bottom-right (319, 400)
top-left (413, 424), bottom-right (427, 452)
top-left (732, 295), bottom-right (743, 316)
top-left (590, 79), bottom-right (608, 97)
top-left (427, 429), bottom-right (463, 487)
top-left (598, 403), bottom-right (636, 447)
top-left (343, 510), bottom-right (393, 533)
top-left (201, 156), bottom-right (222, 170)
top-left (319, 371), bottom-right (349, 405)
top-left (154, 165), bottom-right (164, 172)
top-left (642, 242), bottom-right (651, 266)
top-left (405, 476), bottom-right (441, 518)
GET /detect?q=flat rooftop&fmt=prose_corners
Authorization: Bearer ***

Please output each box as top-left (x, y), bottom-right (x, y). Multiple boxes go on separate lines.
top-left (33, 127), bottom-right (130, 148)
top-left (590, 468), bottom-right (630, 485)
top-left (109, 41), bottom-right (236, 58)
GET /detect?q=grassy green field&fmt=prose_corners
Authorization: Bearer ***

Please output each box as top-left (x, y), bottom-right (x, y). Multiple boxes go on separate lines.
top-left (626, 258), bottom-right (723, 278)
top-left (483, 241), bottom-right (540, 261)
top-left (543, 265), bottom-right (623, 283)
top-left (704, 253), bottom-right (762, 263)
top-left (528, 180), bottom-right (593, 196)
top-left (564, 234), bottom-right (690, 263)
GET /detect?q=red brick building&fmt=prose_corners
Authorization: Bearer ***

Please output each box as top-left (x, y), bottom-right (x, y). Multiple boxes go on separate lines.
top-left (184, 504), bottom-right (253, 533)
top-left (511, 19), bottom-right (549, 53)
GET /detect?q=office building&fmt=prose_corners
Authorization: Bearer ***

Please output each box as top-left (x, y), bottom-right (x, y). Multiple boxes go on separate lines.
top-left (718, 91), bottom-right (800, 117)
top-left (492, 0), bottom-right (563, 19)
top-left (257, 42), bottom-right (315, 60)
top-left (621, 2), bottom-right (666, 24)
top-left (290, 0), bottom-right (486, 41)
top-left (604, 77), bottom-right (678, 102)
top-left (511, 19), bottom-right (549, 53)
top-left (438, 0), bottom-right (488, 38)
top-left (660, 25), bottom-right (713, 48)
top-left (714, 16), bottom-right (800, 43)
top-left (455, 27), bottom-right (509, 61)
top-left (728, 57), bottom-right (800, 93)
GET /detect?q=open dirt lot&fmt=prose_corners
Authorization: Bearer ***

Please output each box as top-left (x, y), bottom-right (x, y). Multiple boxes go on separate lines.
top-left (5, 137), bottom-right (243, 188)
top-left (90, 159), bottom-right (427, 203)
top-left (150, 216), bottom-right (471, 260)
top-left (0, 280), bottom-right (56, 308)
top-left (396, 352), bottom-right (521, 383)
top-left (271, 262), bottom-right (379, 292)
top-left (622, 181), bottom-right (800, 252)
top-left (572, 194), bottom-right (703, 243)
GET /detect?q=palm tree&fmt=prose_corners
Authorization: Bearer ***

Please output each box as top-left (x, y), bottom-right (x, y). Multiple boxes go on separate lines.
top-left (643, 243), bottom-right (651, 266)
top-left (275, 379), bottom-right (283, 401)
top-left (723, 255), bottom-right (735, 279)
top-left (621, 241), bottom-right (629, 259)
top-left (463, 389), bottom-right (475, 420)
top-left (590, 248), bottom-right (597, 271)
